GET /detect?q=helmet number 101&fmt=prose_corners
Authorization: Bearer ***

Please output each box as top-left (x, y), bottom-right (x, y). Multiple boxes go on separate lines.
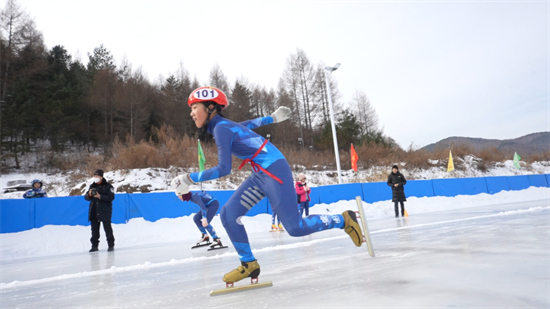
top-left (194, 89), bottom-right (219, 100)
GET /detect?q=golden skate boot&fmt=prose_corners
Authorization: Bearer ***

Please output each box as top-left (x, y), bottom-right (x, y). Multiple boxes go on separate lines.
top-left (222, 260), bottom-right (261, 283)
top-left (343, 210), bottom-right (363, 247)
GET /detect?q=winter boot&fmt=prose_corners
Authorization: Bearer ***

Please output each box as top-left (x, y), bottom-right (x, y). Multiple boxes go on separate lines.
top-left (271, 224), bottom-right (278, 231)
top-left (222, 260), bottom-right (261, 283)
top-left (278, 222), bottom-right (284, 231)
top-left (89, 246), bottom-right (98, 252)
top-left (343, 210), bottom-right (363, 247)
top-left (108, 246), bottom-right (115, 252)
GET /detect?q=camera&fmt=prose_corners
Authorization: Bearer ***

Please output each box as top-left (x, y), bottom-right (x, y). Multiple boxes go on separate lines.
top-left (91, 188), bottom-right (98, 196)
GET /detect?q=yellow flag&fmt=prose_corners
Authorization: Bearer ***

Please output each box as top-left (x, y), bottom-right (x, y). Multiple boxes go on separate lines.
top-left (447, 151), bottom-right (455, 172)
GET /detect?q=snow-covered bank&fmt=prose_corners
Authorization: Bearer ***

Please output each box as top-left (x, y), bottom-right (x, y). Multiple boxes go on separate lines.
top-left (1, 187), bottom-right (548, 262)
top-left (2, 159), bottom-right (549, 199)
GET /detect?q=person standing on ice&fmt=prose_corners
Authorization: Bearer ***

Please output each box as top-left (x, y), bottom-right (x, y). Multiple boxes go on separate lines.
top-left (178, 189), bottom-right (224, 249)
top-left (85, 169), bottom-right (116, 252)
top-left (295, 173), bottom-right (311, 217)
top-left (170, 86), bottom-right (364, 284)
top-left (387, 165), bottom-right (407, 217)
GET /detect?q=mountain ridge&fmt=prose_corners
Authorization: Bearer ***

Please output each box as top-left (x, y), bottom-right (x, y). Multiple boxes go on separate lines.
top-left (421, 132), bottom-right (550, 156)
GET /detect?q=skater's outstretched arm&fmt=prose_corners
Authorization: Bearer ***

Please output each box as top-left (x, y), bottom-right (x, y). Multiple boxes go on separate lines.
top-left (239, 116), bottom-right (273, 130)
top-left (240, 106), bottom-right (291, 129)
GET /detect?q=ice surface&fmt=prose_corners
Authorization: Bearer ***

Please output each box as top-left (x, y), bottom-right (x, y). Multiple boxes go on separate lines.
top-left (1, 193), bottom-right (548, 307)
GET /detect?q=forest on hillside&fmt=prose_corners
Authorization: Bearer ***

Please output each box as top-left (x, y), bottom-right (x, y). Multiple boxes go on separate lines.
top-left (1, 0), bottom-right (547, 175)
top-left (0, 0), bottom-right (392, 172)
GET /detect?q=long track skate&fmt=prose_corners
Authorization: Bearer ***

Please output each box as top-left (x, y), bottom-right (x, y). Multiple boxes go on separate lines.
top-left (210, 277), bottom-right (273, 296)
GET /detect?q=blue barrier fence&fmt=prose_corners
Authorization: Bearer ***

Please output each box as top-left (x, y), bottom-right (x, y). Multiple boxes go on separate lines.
top-left (1, 174), bottom-right (548, 234)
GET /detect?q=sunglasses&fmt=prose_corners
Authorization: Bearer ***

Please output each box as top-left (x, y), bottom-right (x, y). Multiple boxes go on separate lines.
top-left (301, 178), bottom-right (306, 181)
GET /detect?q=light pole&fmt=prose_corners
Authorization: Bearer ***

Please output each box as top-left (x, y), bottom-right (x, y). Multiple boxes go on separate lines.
top-left (324, 63), bottom-right (343, 184)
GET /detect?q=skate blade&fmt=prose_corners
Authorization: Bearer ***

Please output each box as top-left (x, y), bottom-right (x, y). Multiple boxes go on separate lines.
top-left (210, 281), bottom-right (273, 296)
top-left (355, 196), bottom-right (375, 257)
top-left (191, 243), bottom-right (212, 249)
top-left (207, 246), bottom-right (228, 251)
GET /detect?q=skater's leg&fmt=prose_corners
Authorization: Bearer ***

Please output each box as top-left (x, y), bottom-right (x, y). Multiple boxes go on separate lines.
top-left (271, 211), bottom-right (277, 225)
top-left (394, 201), bottom-right (399, 217)
top-left (193, 211), bottom-right (207, 234)
top-left (304, 201), bottom-right (310, 216)
top-left (299, 202), bottom-right (304, 217)
top-left (400, 201), bottom-right (405, 217)
top-left (263, 160), bottom-right (345, 237)
top-left (205, 201), bottom-right (219, 239)
top-left (220, 177), bottom-right (265, 262)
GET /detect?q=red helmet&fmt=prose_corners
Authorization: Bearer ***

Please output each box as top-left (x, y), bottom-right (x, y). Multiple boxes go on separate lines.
top-left (188, 86), bottom-right (228, 109)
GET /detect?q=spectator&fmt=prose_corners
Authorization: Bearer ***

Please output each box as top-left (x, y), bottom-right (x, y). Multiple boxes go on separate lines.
top-left (295, 173), bottom-right (311, 217)
top-left (387, 165), bottom-right (407, 217)
top-left (22, 179), bottom-right (47, 199)
top-left (84, 169), bottom-right (115, 252)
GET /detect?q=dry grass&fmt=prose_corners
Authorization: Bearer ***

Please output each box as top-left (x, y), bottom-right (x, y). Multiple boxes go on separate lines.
top-left (27, 124), bottom-right (547, 174)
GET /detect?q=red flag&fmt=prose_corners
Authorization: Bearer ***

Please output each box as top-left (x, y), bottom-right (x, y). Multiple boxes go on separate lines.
top-left (351, 144), bottom-right (358, 172)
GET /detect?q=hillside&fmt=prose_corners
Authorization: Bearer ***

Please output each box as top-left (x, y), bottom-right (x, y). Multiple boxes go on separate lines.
top-left (422, 132), bottom-right (550, 156)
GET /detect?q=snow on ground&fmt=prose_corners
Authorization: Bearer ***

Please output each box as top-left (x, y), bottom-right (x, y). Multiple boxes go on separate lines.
top-left (1, 187), bottom-right (548, 262)
top-left (1, 159), bottom-right (549, 199)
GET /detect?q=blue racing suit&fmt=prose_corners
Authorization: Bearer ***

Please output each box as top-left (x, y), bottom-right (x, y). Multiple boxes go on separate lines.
top-left (190, 191), bottom-right (219, 239)
top-left (189, 115), bottom-right (345, 262)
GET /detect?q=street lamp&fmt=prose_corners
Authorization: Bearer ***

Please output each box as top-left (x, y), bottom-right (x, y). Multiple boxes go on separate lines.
top-left (324, 63), bottom-right (343, 184)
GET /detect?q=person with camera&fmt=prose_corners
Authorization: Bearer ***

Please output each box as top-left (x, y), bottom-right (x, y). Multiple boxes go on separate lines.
top-left (295, 173), bottom-right (311, 217)
top-left (84, 169), bottom-right (115, 252)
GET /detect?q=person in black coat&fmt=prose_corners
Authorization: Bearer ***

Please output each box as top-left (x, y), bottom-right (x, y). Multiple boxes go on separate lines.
top-left (387, 165), bottom-right (407, 217)
top-left (84, 169), bottom-right (116, 252)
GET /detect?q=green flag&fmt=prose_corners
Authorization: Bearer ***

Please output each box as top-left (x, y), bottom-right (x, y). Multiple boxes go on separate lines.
top-left (198, 140), bottom-right (206, 171)
top-left (513, 152), bottom-right (521, 170)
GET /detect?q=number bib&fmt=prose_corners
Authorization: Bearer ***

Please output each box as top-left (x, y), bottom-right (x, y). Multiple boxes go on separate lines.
top-left (194, 88), bottom-right (219, 100)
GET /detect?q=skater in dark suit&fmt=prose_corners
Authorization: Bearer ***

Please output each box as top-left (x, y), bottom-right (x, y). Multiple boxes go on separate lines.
top-left (387, 165), bottom-right (407, 217)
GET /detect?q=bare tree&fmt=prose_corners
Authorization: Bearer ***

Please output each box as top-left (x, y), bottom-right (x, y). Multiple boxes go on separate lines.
top-left (295, 49), bottom-right (316, 131)
top-left (0, 0), bottom-right (43, 102)
top-left (282, 52), bottom-right (304, 148)
top-left (208, 63), bottom-right (229, 94)
top-left (352, 89), bottom-right (379, 136)
top-left (115, 59), bottom-right (150, 141)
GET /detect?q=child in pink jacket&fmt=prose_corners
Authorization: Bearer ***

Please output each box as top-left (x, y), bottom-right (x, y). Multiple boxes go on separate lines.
top-left (295, 173), bottom-right (311, 217)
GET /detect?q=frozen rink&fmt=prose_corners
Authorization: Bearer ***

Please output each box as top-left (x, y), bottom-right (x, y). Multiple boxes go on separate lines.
top-left (1, 198), bottom-right (549, 308)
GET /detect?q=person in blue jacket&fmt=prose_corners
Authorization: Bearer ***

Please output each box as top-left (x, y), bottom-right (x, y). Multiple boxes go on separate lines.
top-left (171, 86), bottom-right (363, 284)
top-left (23, 179), bottom-right (47, 199)
top-left (179, 189), bottom-right (224, 249)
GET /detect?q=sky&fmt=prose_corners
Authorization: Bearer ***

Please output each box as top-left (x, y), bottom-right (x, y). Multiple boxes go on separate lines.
top-left (10, 0), bottom-right (550, 148)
